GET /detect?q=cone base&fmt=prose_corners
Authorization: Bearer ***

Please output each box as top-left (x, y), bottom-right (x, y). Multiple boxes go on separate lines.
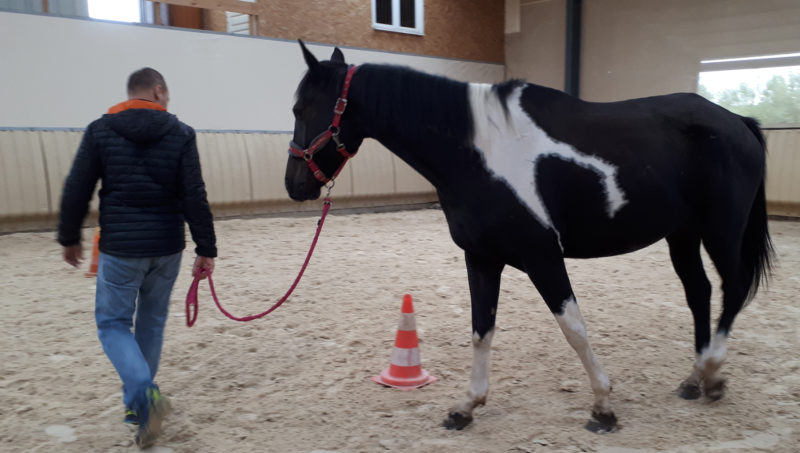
top-left (372, 368), bottom-right (437, 390)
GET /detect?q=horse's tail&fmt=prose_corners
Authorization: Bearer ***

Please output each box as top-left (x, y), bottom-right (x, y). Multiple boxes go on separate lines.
top-left (740, 116), bottom-right (774, 302)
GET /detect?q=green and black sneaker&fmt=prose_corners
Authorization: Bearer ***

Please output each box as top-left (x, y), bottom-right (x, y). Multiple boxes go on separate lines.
top-left (123, 408), bottom-right (139, 425)
top-left (134, 387), bottom-right (171, 449)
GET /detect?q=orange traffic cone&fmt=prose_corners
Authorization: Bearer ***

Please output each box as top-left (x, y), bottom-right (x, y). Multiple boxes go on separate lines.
top-left (85, 227), bottom-right (100, 278)
top-left (372, 294), bottom-right (437, 390)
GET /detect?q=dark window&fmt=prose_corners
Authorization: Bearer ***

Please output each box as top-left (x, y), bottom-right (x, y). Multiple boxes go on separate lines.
top-left (375, 0), bottom-right (392, 25)
top-left (372, 0), bottom-right (423, 34)
top-left (400, 0), bottom-right (416, 28)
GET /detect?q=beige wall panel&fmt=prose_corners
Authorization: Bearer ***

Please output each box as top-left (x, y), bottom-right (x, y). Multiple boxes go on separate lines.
top-left (39, 130), bottom-right (91, 215)
top-left (582, 1), bottom-right (699, 101)
top-left (244, 133), bottom-right (292, 202)
top-left (392, 154), bottom-right (434, 195)
top-left (0, 131), bottom-right (49, 217)
top-left (505, 0), bottom-right (566, 90)
top-left (195, 133), bottom-right (251, 205)
top-left (0, 129), bottom-right (440, 232)
top-left (581, 0), bottom-right (800, 102)
top-left (347, 139), bottom-right (396, 197)
top-left (331, 158), bottom-right (356, 199)
top-left (244, 132), bottom-right (358, 202)
top-left (765, 130), bottom-right (800, 206)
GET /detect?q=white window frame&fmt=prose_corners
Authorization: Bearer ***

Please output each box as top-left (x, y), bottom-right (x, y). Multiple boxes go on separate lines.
top-left (372, 0), bottom-right (424, 36)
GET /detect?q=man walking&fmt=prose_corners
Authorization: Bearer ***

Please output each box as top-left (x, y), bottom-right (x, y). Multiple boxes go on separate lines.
top-left (58, 68), bottom-right (216, 449)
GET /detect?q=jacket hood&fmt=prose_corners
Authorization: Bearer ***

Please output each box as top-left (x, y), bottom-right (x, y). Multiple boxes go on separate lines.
top-left (104, 100), bottom-right (178, 143)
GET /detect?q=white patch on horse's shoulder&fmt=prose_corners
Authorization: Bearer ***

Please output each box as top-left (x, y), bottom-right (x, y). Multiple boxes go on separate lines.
top-left (468, 83), bottom-right (628, 232)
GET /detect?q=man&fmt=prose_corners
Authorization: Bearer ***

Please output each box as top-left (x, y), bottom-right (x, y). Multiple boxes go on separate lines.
top-left (58, 67), bottom-right (216, 449)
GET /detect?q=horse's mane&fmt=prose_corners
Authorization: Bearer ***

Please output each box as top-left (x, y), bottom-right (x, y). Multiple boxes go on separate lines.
top-left (353, 63), bottom-right (476, 144)
top-left (492, 79), bottom-right (527, 118)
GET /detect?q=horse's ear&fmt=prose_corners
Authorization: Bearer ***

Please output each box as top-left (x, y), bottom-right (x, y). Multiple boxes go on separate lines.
top-left (331, 47), bottom-right (345, 64)
top-left (298, 39), bottom-right (319, 70)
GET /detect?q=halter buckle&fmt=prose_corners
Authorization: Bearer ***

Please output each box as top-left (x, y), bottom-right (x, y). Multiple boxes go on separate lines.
top-left (334, 98), bottom-right (348, 115)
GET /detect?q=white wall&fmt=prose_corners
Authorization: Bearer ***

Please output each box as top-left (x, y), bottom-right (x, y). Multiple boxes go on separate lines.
top-left (0, 11), bottom-right (504, 130)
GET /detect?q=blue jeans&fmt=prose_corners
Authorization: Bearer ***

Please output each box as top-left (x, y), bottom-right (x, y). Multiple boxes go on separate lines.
top-left (95, 252), bottom-right (182, 411)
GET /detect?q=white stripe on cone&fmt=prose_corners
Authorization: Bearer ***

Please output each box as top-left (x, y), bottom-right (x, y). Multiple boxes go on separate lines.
top-left (390, 347), bottom-right (421, 367)
top-left (397, 313), bottom-right (417, 331)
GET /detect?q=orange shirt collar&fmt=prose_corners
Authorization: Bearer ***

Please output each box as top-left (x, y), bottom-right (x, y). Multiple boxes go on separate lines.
top-left (107, 99), bottom-right (167, 114)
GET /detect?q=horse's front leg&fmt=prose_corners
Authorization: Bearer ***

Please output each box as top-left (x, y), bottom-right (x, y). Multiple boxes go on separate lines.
top-left (443, 251), bottom-right (504, 430)
top-left (525, 254), bottom-right (618, 433)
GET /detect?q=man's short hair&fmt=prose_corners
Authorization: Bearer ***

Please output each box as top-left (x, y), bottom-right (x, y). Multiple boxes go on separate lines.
top-left (127, 67), bottom-right (167, 94)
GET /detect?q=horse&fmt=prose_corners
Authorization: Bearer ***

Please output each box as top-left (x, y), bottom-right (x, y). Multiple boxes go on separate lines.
top-left (284, 41), bottom-right (773, 432)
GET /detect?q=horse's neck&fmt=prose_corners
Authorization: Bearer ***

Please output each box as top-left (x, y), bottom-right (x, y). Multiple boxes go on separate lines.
top-left (352, 66), bottom-right (475, 191)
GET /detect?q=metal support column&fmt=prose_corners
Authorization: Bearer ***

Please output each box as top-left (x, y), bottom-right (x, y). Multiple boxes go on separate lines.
top-left (565, 0), bottom-right (582, 97)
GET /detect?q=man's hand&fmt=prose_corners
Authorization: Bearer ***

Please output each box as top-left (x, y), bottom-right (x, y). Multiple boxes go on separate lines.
top-left (63, 245), bottom-right (83, 268)
top-left (192, 256), bottom-right (215, 279)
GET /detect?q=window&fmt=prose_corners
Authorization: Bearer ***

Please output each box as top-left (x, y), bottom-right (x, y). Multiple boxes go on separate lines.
top-left (698, 53), bottom-right (800, 127)
top-left (372, 0), bottom-right (424, 36)
top-left (88, 0), bottom-right (141, 23)
top-left (226, 0), bottom-right (256, 35)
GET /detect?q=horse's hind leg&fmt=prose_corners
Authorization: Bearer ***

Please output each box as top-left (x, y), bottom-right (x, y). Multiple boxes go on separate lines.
top-left (524, 254), bottom-right (616, 433)
top-left (443, 251), bottom-right (503, 430)
top-left (666, 232), bottom-right (712, 400)
top-left (700, 244), bottom-right (751, 401)
top-left (698, 218), bottom-right (754, 400)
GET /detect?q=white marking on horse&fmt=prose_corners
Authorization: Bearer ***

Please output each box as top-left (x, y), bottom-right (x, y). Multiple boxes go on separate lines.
top-left (468, 83), bottom-right (628, 232)
top-left (697, 332), bottom-right (728, 374)
top-left (555, 297), bottom-right (612, 414)
top-left (453, 329), bottom-right (495, 414)
top-left (469, 329), bottom-right (493, 401)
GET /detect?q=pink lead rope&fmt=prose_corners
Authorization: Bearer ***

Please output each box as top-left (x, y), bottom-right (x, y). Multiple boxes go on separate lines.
top-left (186, 196), bottom-right (332, 327)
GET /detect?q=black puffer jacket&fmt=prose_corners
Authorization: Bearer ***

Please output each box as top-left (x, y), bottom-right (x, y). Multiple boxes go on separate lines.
top-left (58, 102), bottom-right (217, 258)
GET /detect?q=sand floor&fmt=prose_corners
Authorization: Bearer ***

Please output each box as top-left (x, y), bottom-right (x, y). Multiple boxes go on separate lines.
top-left (1, 206), bottom-right (798, 452)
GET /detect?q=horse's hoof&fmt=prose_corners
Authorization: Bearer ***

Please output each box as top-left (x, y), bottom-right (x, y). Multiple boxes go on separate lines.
top-left (442, 411), bottom-right (473, 430)
top-left (677, 382), bottom-right (702, 400)
top-left (704, 377), bottom-right (727, 401)
top-left (585, 410), bottom-right (618, 434)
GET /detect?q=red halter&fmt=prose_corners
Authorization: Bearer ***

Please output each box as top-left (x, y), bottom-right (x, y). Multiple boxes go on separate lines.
top-left (288, 65), bottom-right (358, 184)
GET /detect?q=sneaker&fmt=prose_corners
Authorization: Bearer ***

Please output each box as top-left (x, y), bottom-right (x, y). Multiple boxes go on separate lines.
top-left (134, 387), bottom-right (171, 449)
top-left (123, 408), bottom-right (139, 425)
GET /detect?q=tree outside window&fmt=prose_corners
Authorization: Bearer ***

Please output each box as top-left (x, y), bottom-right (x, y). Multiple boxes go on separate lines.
top-left (699, 65), bottom-right (800, 127)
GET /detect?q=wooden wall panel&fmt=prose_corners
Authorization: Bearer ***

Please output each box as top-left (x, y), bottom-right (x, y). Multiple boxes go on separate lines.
top-left (168, 5), bottom-right (204, 30)
top-left (38, 130), bottom-right (98, 215)
top-left (5, 127), bottom-right (798, 232)
top-left (0, 131), bottom-right (49, 217)
top-left (244, 133), bottom-right (291, 202)
top-left (196, 133), bottom-right (252, 205)
top-left (765, 129), bottom-right (800, 215)
top-left (348, 139), bottom-right (396, 197)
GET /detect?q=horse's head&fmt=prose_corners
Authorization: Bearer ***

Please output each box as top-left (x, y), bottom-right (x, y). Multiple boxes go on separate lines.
top-left (285, 40), bottom-right (364, 201)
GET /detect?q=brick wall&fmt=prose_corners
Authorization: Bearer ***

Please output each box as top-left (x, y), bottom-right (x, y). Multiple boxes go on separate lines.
top-left (256, 0), bottom-right (504, 63)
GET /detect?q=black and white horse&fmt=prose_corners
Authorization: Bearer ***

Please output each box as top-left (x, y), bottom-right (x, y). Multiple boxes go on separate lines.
top-left (284, 42), bottom-right (773, 432)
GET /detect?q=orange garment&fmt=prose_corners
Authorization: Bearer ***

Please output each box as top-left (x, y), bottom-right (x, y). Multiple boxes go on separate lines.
top-left (107, 99), bottom-right (166, 114)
